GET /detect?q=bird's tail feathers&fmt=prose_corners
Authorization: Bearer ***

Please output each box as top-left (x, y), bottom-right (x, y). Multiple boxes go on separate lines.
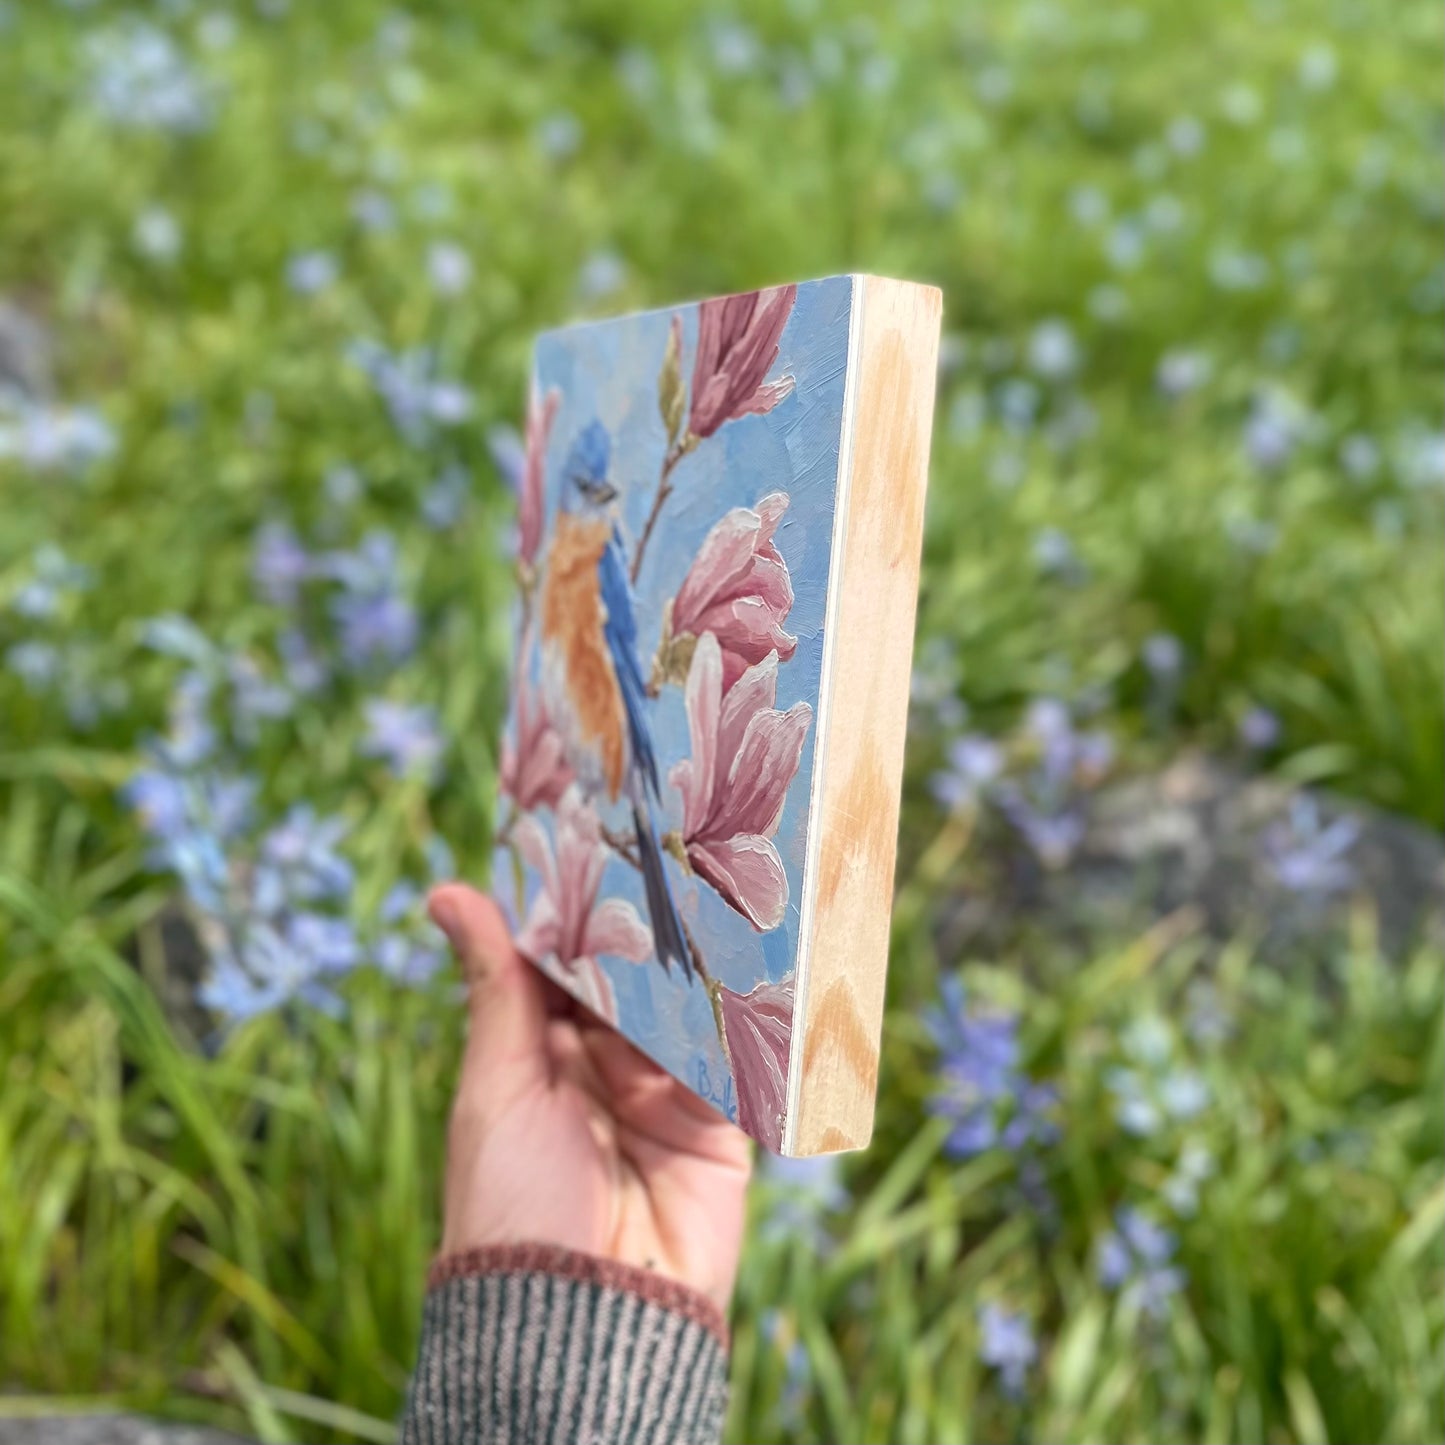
top-left (632, 802), bottom-right (693, 981)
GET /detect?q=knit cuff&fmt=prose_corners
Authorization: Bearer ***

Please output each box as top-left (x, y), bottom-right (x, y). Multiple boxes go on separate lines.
top-left (401, 1242), bottom-right (730, 1445)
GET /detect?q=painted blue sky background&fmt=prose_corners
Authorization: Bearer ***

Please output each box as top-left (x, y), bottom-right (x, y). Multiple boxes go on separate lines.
top-left (500, 275), bottom-right (853, 1117)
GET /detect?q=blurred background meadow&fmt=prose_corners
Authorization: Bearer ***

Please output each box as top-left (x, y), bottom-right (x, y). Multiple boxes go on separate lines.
top-left (1, 0), bottom-right (1442, 1441)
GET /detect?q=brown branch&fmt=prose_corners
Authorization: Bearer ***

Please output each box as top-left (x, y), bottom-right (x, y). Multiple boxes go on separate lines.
top-left (599, 822), bottom-right (640, 868)
top-left (629, 439), bottom-right (688, 585)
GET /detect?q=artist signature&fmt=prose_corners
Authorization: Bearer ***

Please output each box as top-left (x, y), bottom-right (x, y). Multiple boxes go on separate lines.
top-left (695, 1059), bottom-right (737, 1122)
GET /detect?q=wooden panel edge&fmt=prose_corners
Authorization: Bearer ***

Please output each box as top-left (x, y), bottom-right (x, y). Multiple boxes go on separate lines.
top-left (789, 276), bottom-right (942, 1155)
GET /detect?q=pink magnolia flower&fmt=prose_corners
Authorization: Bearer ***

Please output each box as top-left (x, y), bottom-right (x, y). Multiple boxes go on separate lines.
top-left (718, 973), bottom-right (794, 1152)
top-left (512, 789), bottom-right (652, 1024)
top-left (659, 492), bottom-right (798, 693)
top-left (688, 285), bottom-right (797, 440)
top-left (499, 666), bottom-right (574, 812)
top-left (519, 382), bottom-right (560, 567)
top-left (668, 632), bottom-right (812, 931)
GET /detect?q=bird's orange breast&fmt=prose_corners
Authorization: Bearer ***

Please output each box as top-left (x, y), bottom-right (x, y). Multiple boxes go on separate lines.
top-left (541, 514), bottom-right (626, 799)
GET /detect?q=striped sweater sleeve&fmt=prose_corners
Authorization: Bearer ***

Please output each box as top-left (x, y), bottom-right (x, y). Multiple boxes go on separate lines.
top-left (400, 1242), bottom-right (730, 1445)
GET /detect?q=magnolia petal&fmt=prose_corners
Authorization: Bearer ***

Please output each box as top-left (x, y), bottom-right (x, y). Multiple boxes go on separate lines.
top-left (718, 700), bottom-right (813, 840)
top-left (719, 973), bottom-right (795, 1152)
top-left (736, 372), bottom-right (795, 420)
top-left (512, 812), bottom-right (557, 896)
top-left (676, 631), bottom-right (724, 833)
top-left (519, 384), bottom-right (559, 565)
top-left (689, 834), bottom-right (789, 931)
top-left (515, 888), bottom-right (561, 965)
top-left (688, 286), bottom-right (798, 439)
top-left (754, 491), bottom-right (790, 544)
top-left (583, 896), bottom-right (654, 963)
top-left (553, 793), bottom-right (607, 959)
top-left (673, 506), bottom-right (763, 628)
top-left (716, 648), bottom-right (780, 774)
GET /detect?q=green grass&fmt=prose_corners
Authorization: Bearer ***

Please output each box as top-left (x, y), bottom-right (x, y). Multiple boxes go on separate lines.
top-left (1, 0), bottom-right (1441, 1440)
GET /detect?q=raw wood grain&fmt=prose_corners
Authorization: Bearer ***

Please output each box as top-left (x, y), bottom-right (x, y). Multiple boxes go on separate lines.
top-left (787, 275), bottom-right (941, 1155)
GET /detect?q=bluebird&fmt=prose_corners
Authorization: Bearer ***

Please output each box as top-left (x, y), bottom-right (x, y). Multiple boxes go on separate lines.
top-left (540, 420), bottom-right (693, 978)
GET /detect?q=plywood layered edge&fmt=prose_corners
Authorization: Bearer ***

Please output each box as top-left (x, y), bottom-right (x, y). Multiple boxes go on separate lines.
top-left (783, 274), bottom-right (942, 1156)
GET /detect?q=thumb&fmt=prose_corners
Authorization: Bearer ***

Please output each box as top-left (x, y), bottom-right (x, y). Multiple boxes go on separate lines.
top-left (429, 883), bottom-right (549, 1100)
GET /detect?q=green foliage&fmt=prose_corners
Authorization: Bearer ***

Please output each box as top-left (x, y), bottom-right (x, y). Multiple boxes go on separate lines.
top-left (0, 0), bottom-right (1440, 1441)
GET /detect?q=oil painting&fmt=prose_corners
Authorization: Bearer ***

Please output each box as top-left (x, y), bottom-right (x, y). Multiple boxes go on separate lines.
top-left (493, 277), bottom-right (854, 1150)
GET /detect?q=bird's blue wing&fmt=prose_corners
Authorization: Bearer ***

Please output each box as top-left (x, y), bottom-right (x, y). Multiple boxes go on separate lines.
top-left (597, 528), bottom-right (659, 796)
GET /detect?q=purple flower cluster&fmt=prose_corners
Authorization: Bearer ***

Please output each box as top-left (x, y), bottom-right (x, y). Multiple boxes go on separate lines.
top-left (1263, 795), bottom-right (1359, 899)
top-left (926, 975), bottom-right (1057, 1158)
top-left (1097, 1207), bottom-right (1187, 1319)
top-left (346, 339), bottom-right (473, 442)
top-left (84, 21), bottom-right (213, 134)
top-left (112, 495), bottom-right (453, 1018)
top-left (933, 699), bottom-right (1113, 868)
top-left (0, 396), bottom-right (116, 474)
top-left (1104, 1014), bottom-right (1211, 1139)
top-left (977, 1302), bottom-right (1037, 1397)
top-left (125, 725), bottom-right (446, 1019)
top-left (928, 695), bottom-right (1113, 871)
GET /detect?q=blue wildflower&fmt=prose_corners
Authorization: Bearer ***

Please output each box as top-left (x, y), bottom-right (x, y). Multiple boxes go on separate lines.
top-left (1142, 632), bottom-right (1184, 679)
top-left (0, 399), bottom-right (116, 473)
top-left (140, 614), bottom-right (215, 667)
top-left (1263, 795), bottom-right (1359, 898)
top-left (1338, 433), bottom-right (1380, 481)
top-left (1238, 706), bottom-right (1281, 750)
top-left (278, 628), bottom-right (328, 694)
top-left (252, 522), bottom-right (310, 606)
top-left (995, 377), bottom-right (1040, 431)
top-left (286, 911), bottom-right (362, 975)
top-left (1211, 247), bottom-right (1271, 293)
top-left (362, 699), bottom-right (444, 780)
top-left (1033, 526), bottom-right (1086, 582)
top-left (535, 111), bottom-right (582, 160)
top-left (759, 1154), bottom-right (847, 1248)
top-left (162, 671), bottom-right (216, 768)
top-left (1097, 1207), bottom-right (1186, 1319)
top-left (11, 544), bottom-right (92, 618)
top-left (6, 640), bottom-right (61, 692)
top-left (1156, 349), bottom-right (1211, 397)
top-left (86, 23), bottom-right (212, 133)
top-left (123, 768), bottom-right (191, 841)
top-left (1166, 115), bottom-right (1206, 156)
top-left (258, 806), bottom-right (353, 903)
top-left (930, 734), bottom-right (1004, 811)
top-left (228, 653), bottom-right (293, 733)
top-left (346, 340), bottom-right (473, 440)
top-left (1162, 1141), bottom-right (1216, 1217)
top-left (427, 242), bottom-right (472, 296)
top-left (333, 591), bottom-right (417, 668)
top-left (991, 699), bottom-right (1111, 868)
top-left (421, 464), bottom-right (470, 529)
top-left (926, 975), bottom-right (1057, 1157)
top-left (977, 1303), bottom-right (1037, 1397)
top-left (577, 250), bottom-right (626, 302)
top-left (1027, 320), bottom-right (1079, 380)
top-left (286, 250), bottom-right (338, 295)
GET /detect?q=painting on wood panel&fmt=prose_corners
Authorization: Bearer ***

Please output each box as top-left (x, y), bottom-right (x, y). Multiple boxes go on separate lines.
top-left (492, 275), bottom-right (938, 1152)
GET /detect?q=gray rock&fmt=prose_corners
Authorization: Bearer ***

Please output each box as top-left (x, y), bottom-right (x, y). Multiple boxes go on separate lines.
top-left (937, 753), bottom-right (1444, 963)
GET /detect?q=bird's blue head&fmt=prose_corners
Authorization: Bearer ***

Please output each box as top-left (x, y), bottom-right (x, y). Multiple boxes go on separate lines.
top-left (563, 420), bottom-right (617, 513)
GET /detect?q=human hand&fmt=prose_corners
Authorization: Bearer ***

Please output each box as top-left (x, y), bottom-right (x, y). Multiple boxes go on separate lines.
top-left (427, 883), bottom-right (754, 1310)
